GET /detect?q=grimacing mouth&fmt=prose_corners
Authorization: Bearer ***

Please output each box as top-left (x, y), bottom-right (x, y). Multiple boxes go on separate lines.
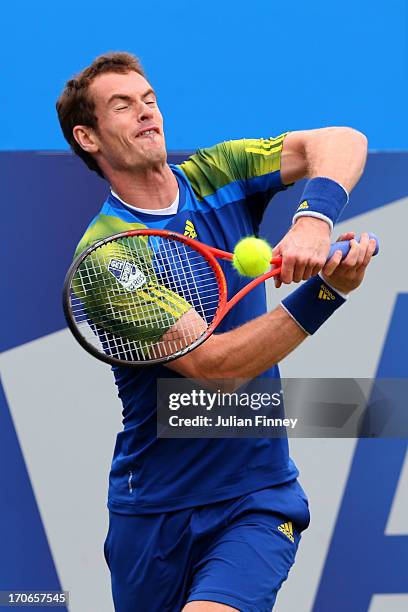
top-left (135, 126), bottom-right (161, 138)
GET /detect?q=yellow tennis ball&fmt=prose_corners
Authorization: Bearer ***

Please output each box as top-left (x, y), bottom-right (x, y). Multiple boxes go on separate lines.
top-left (232, 237), bottom-right (273, 277)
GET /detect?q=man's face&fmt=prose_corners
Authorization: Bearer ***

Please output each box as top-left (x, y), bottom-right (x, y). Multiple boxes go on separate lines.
top-left (88, 71), bottom-right (167, 173)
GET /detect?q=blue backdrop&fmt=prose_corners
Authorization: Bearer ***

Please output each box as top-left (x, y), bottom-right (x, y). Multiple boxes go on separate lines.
top-left (2, 0), bottom-right (407, 151)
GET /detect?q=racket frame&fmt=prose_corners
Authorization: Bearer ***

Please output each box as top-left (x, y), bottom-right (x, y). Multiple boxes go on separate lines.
top-left (62, 229), bottom-right (246, 367)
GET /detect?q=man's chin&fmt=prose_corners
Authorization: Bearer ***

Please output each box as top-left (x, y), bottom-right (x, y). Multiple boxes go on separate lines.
top-left (143, 147), bottom-right (167, 166)
top-left (111, 148), bottom-right (168, 173)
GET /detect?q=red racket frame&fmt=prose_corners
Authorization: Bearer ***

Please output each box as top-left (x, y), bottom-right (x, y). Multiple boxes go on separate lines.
top-left (63, 229), bottom-right (282, 366)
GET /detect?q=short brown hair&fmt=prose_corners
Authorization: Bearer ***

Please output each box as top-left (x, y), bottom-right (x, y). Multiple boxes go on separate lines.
top-left (56, 52), bottom-right (146, 177)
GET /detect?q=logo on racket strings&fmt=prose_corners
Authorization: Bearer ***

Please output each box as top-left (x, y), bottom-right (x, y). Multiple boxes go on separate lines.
top-left (108, 258), bottom-right (146, 290)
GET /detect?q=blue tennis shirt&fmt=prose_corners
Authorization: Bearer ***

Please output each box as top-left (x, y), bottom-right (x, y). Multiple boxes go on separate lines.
top-left (75, 136), bottom-right (299, 514)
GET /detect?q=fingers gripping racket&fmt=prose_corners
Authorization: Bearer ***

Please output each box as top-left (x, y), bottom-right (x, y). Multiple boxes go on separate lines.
top-left (63, 230), bottom-right (379, 367)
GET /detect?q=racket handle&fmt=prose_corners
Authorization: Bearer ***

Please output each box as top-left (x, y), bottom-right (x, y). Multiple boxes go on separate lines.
top-left (327, 233), bottom-right (379, 261)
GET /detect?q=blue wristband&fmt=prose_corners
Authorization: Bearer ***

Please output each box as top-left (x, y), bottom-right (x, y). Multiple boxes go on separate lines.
top-left (292, 177), bottom-right (349, 232)
top-left (281, 275), bottom-right (346, 335)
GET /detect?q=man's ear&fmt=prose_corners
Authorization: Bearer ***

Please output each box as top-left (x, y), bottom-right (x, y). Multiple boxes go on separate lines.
top-left (73, 125), bottom-right (99, 153)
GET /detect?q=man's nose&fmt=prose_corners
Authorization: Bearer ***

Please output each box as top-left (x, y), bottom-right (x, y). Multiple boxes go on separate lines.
top-left (138, 102), bottom-right (154, 122)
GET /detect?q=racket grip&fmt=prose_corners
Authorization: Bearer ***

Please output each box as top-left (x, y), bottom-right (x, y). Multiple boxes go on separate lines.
top-left (327, 232), bottom-right (379, 261)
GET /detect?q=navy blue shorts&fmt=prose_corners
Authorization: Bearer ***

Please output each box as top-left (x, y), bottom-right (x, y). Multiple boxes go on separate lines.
top-left (104, 479), bottom-right (310, 611)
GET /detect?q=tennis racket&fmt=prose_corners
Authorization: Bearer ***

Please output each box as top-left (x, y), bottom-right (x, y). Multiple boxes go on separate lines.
top-left (63, 230), bottom-right (379, 367)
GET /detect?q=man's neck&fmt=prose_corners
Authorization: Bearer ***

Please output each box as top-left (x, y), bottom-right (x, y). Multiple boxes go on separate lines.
top-left (108, 163), bottom-right (178, 210)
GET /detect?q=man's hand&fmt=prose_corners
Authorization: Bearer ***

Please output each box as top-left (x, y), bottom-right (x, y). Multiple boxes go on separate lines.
top-left (321, 231), bottom-right (377, 294)
top-left (274, 217), bottom-right (331, 287)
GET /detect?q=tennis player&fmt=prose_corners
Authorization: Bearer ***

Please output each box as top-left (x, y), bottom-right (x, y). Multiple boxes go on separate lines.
top-left (57, 52), bottom-right (376, 612)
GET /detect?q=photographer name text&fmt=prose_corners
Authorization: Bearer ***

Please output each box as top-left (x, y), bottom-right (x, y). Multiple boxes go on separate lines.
top-left (168, 415), bottom-right (298, 429)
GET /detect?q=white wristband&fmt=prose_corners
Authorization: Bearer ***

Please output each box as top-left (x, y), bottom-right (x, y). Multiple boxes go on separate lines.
top-left (292, 211), bottom-right (333, 233)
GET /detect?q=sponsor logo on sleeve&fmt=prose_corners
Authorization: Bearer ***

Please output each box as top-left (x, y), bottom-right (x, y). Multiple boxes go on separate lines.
top-left (297, 200), bottom-right (309, 211)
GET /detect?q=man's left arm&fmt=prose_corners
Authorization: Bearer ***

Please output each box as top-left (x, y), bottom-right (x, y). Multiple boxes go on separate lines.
top-left (275, 126), bottom-right (368, 286)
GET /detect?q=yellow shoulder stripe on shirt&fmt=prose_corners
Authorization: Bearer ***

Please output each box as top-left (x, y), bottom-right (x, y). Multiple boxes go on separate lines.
top-left (178, 133), bottom-right (288, 200)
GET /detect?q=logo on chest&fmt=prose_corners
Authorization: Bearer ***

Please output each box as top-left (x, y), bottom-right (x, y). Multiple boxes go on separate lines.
top-left (184, 219), bottom-right (198, 239)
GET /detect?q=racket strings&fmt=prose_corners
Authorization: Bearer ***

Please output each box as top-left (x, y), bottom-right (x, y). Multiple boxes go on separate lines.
top-left (69, 235), bottom-right (221, 362)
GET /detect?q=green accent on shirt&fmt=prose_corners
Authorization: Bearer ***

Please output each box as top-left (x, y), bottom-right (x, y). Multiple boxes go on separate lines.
top-left (179, 134), bottom-right (287, 200)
